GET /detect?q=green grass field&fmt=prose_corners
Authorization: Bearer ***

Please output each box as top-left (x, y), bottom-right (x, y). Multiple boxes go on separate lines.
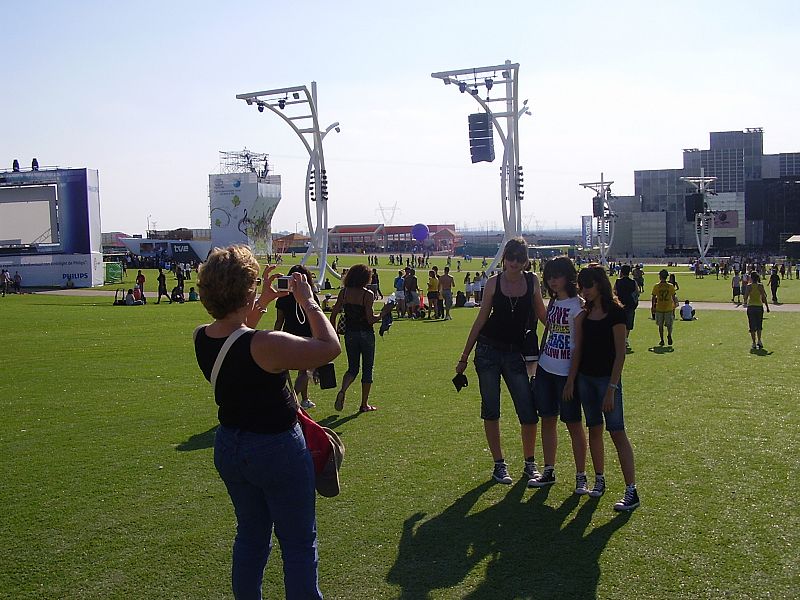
top-left (2, 277), bottom-right (798, 598)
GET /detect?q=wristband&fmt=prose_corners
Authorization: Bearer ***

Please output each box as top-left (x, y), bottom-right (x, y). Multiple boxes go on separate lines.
top-left (254, 301), bottom-right (267, 314)
top-left (608, 383), bottom-right (619, 390)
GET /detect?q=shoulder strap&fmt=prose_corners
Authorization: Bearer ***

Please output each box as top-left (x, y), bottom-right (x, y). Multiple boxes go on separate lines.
top-left (210, 327), bottom-right (251, 390)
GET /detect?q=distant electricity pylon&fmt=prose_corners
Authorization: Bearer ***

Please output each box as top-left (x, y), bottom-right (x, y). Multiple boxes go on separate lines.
top-left (376, 201), bottom-right (400, 225)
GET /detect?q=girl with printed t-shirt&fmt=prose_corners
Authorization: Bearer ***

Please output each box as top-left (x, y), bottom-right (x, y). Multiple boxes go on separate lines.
top-left (528, 257), bottom-right (589, 495)
top-left (575, 265), bottom-right (640, 511)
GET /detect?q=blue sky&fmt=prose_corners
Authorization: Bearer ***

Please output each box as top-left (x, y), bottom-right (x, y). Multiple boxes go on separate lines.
top-left (2, 0), bottom-right (798, 235)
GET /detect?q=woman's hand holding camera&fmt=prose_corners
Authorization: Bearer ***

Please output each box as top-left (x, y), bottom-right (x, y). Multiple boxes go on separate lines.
top-left (257, 265), bottom-right (291, 309)
top-left (290, 272), bottom-right (315, 308)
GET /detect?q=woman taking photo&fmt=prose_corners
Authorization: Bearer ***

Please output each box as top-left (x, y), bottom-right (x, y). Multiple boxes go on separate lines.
top-left (744, 271), bottom-right (770, 349)
top-left (330, 263), bottom-right (392, 413)
top-left (194, 245), bottom-right (340, 599)
top-left (455, 238), bottom-right (547, 484)
top-left (575, 264), bottom-right (640, 511)
top-left (274, 264), bottom-right (320, 410)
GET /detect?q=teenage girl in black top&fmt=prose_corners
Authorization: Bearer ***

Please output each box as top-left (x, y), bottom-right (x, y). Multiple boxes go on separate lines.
top-left (575, 265), bottom-right (640, 511)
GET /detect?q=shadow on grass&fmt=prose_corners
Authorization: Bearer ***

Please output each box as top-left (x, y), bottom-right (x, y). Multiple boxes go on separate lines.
top-left (175, 425), bottom-right (217, 451)
top-left (749, 348), bottom-right (774, 357)
top-left (648, 346), bottom-right (675, 354)
top-left (317, 413), bottom-right (360, 429)
top-left (387, 480), bottom-right (630, 599)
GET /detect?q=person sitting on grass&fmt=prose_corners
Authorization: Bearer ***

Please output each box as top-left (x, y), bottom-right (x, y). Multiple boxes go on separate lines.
top-left (187, 287), bottom-right (199, 301)
top-left (170, 286), bottom-right (185, 303)
top-left (680, 300), bottom-right (696, 321)
top-left (125, 289), bottom-right (144, 306)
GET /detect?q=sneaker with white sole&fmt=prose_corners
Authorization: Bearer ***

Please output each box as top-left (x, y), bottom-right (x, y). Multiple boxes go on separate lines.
top-left (575, 473), bottom-right (589, 495)
top-left (492, 462), bottom-right (512, 485)
top-left (527, 468), bottom-right (556, 488)
top-left (588, 474), bottom-right (606, 498)
top-left (523, 460), bottom-right (540, 480)
top-left (613, 485), bottom-right (640, 511)
top-left (300, 399), bottom-right (316, 409)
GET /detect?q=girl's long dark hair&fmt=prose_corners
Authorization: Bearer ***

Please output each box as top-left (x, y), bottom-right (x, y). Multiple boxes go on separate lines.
top-left (577, 264), bottom-right (623, 312)
top-left (542, 257), bottom-right (577, 298)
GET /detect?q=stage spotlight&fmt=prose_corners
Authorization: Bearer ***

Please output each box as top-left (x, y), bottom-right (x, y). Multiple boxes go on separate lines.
top-left (293, 92), bottom-right (300, 99)
top-left (443, 78), bottom-right (451, 85)
top-left (278, 98), bottom-right (286, 109)
top-left (501, 70), bottom-right (510, 78)
top-left (484, 78), bottom-right (493, 91)
top-left (458, 82), bottom-right (467, 93)
top-left (335, 126), bottom-right (341, 133)
top-left (257, 104), bottom-right (264, 112)
top-left (32, 158), bottom-right (39, 171)
top-left (12, 159), bottom-right (20, 172)
top-left (470, 87), bottom-right (479, 96)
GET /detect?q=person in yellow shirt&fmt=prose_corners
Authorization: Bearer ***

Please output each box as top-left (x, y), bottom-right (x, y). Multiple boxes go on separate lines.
top-left (426, 270), bottom-right (440, 319)
top-left (651, 269), bottom-right (678, 346)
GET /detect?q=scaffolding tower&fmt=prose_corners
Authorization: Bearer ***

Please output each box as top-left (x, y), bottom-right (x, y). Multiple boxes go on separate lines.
top-left (218, 149), bottom-right (271, 179)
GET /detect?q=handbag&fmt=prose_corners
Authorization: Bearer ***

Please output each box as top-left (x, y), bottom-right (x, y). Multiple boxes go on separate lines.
top-left (521, 272), bottom-right (540, 362)
top-left (336, 312), bottom-right (347, 335)
top-left (194, 324), bottom-right (345, 497)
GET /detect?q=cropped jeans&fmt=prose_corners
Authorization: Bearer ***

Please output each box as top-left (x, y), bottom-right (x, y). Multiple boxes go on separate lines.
top-left (344, 329), bottom-right (376, 383)
top-left (214, 423), bottom-right (322, 600)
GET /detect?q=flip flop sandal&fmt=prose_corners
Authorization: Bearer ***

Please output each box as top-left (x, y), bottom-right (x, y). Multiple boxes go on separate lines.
top-left (359, 405), bottom-right (378, 413)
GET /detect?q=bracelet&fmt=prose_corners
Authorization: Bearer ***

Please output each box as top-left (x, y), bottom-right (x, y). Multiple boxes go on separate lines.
top-left (254, 301), bottom-right (267, 314)
top-left (608, 383), bottom-right (619, 390)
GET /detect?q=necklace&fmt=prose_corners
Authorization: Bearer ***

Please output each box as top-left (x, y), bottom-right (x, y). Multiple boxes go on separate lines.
top-left (508, 295), bottom-right (519, 313)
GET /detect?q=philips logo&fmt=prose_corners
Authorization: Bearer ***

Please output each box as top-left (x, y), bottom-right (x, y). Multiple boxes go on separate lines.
top-left (63, 273), bottom-right (89, 279)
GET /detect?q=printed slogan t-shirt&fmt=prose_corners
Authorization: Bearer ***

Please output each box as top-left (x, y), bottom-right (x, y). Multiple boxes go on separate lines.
top-left (539, 296), bottom-right (583, 377)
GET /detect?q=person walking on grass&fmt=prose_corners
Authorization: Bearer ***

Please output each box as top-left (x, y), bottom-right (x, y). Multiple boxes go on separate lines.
top-left (330, 264), bottom-right (393, 413)
top-left (744, 272), bottom-right (770, 350)
top-left (455, 238), bottom-right (546, 485)
top-left (156, 268), bottom-right (171, 304)
top-left (528, 257), bottom-right (589, 495)
top-left (769, 268), bottom-right (780, 304)
top-left (613, 264), bottom-right (638, 350)
top-left (651, 269), bottom-right (678, 346)
top-left (575, 264), bottom-right (640, 511)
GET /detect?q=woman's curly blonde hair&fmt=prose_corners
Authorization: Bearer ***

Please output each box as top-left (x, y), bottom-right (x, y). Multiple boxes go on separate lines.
top-left (197, 245), bottom-right (259, 319)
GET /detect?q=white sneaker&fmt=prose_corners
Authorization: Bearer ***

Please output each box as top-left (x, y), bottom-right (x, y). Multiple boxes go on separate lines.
top-left (300, 399), bottom-right (316, 409)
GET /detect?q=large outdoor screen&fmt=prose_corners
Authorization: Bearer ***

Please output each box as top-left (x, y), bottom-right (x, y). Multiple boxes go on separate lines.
top-left (0, 186), bottom-right (58, 246)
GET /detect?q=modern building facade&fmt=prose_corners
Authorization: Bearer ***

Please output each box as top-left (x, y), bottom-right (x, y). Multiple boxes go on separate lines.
top-left (618, 128), bottom-right (799, 255)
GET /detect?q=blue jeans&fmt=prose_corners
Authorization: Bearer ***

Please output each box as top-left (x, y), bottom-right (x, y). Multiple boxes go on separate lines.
top-left (532, 365), bottom-right (582, 423)
top-left (344, 330), bottom-right (376, 383)
top-left (214, 423), bottom-right (322, 600)
top-left (577, 374), bottom-right (626, 431)
top-left (473, 342), bottom-right (537, 424)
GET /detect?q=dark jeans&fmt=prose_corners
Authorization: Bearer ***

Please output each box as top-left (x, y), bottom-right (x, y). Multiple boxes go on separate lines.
top-left (344, 329), bottom-right (376, 383)
top-left (214, 423), bottom-right (322, 600)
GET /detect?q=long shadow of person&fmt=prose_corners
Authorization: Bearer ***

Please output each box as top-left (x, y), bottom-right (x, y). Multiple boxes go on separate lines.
top-left (387, 480), bottom-right (631, 599)
top-left (175, 425), bottom-right (217, 451)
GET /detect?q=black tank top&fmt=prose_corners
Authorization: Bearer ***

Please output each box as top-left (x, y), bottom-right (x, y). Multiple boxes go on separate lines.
top-left (479, 272), bottom-right (533, 348)
top-left (343, 289), bottom-right (372, 332)
top-left (194, 328), bottom-right (297, 433)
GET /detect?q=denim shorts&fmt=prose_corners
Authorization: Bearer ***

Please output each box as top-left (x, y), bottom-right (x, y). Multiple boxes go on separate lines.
top-left (473, 342), bottom-right (537, 424)
top-left (532, 364), bottom-right (582, 423)
top-left (577, 373), bottom-right (625, 431)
